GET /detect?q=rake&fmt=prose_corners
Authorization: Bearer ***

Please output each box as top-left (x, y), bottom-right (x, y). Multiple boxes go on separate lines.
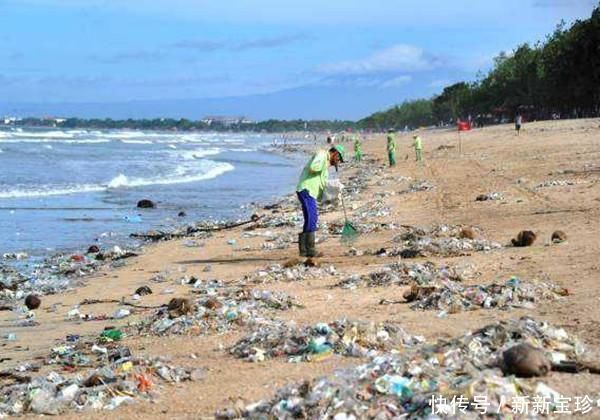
top-left (340, 193), bottom-right (359, 243)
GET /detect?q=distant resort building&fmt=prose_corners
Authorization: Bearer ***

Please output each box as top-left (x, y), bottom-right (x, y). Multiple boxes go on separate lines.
top-left (201, 116), bottom-right (254, 126)
top-left (3, 116), bottom-right (20, 125)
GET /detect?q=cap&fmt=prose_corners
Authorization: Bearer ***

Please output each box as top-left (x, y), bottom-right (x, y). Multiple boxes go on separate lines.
top-left (333, 144), bottom-right (346, 162)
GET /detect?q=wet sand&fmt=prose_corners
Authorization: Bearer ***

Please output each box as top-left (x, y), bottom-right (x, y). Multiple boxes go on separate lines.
top-left (3, 118), bottom-right (600, 418)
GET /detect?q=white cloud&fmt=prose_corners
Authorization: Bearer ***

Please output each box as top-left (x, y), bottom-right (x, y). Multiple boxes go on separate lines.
top-left (379, 75), bottom-right (412, 88)
top-left (319, 44), bottom-right (439, 75)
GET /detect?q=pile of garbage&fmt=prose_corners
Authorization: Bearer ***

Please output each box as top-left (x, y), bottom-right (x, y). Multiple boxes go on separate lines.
top-left (335, 261), bottom-right (475, 290)
top-left (475, 192), bottom-right (504, 201)
top-left (352, 200), bottom-right (391, 219)
top-left (1, 246), bottom-right (140, 303)
top-left (400, 180), bottom-right (435, 194)
top-left (229, 319), bottom-right (423, 363)
top-left (535, 179), bottom-right (578, 189)
top-left (0, 338), bottom-right (204, 416)
top-left (254, 213), bottom-right (301, 229)
top-left (241, 263), bottom-right (338, 285)
top-left (392, 224), bottom-right (502, 258)
top-left (135, 281), bottom-right (301, 336)
top-left (216, 317), bottom-right (585, 418)
top-left (239, 231), bottom-right (296, 251)
top-left (406, 276), bottom-right (569, 313)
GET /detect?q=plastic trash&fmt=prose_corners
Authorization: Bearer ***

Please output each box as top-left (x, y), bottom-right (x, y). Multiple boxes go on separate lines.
top-left (100, 329), bottom-right (123, 341)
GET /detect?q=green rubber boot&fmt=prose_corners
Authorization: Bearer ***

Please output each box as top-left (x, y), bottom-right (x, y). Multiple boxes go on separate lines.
top-left (298, 233), bottom-right (307, 257)
top-left (305, 232), bottom-right (317, 257)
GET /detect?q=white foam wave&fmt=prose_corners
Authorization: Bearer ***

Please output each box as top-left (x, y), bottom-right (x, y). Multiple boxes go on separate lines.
top-left (120, 139), bottom-right (153, 144)
top-left (106, 160), bottom-right (234, 188)
top-left (12, 131), bottom-right (75, 139)
top-left (0, 158), bottom-right (234, 199)
top-left (180, 148), bottom-right (222, 160)
top-left (0, 138), bottom-right (110, 144)
top-left (0, 184), bottom-right (103, 199)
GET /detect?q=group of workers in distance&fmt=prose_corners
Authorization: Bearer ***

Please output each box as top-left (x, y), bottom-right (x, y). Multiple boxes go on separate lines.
top-left (295, 130), bottom-right (424, 258)
top-left (386, 129), bottom-right (423, 167)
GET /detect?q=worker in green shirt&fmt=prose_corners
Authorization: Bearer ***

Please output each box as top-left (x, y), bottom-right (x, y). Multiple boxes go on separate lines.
top-left (413, 134), bottom-right (423, 162)
top-left (353, 135), bottom-right (362, 161)
top-left (386, 129), bottom-right (396, 167)
top-left (296, 145), bottom-right (346, 257)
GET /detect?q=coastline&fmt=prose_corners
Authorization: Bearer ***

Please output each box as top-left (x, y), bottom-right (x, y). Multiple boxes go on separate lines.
top-left (2, 119), bottom-right (600, 417)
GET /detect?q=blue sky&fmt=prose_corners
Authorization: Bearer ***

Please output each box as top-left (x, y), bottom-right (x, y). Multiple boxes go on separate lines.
top-left (0, 0), bottom-right (597, 120)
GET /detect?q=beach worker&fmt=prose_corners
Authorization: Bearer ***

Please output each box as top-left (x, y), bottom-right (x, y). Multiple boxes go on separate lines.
top-left (413, 134), bottom-right (423, 162)
top-left (353, 135), bottom-right (362, 161)
top-left (296, 145), bottom-right (345, 257)
top-left (326, 136), bottom-right (334, 145)
top-left (515, 113), bottom-right (523, 136)
top-left (386, 129), bottom-right (396, 167)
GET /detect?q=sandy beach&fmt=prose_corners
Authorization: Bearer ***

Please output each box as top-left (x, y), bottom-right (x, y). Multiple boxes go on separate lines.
top-left (2, 118), bottom-right (600, 418)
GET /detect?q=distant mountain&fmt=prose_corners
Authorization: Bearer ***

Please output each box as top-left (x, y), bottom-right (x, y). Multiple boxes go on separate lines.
top-left (0, 85), bottom-right (424, 121)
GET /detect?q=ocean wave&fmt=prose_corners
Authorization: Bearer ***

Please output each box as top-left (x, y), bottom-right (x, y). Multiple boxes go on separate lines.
top-left (0, 184), bottom-right (104, 199)
top-left (180, 148), bottom-right (222, 160)
top-left (0, 160), bottom-right (234, 199)
top-left (119, 139), bottom-right (154, 144)
top-left (0, 138), bottom-right (110, 144)
top-left (106, 160), bottom-right (234, 188)
top-left (12, 131), bottom-right (75, 139)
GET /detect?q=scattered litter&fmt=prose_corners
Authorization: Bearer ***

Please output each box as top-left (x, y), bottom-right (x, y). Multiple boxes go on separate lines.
top-left (391, 225), bottom-right (502, 257)
top-left (0, 339), bottom-right (203, 416)
top-left (535, 179), bottom-right (579, 189)
top-left (217, 317), bottom-right (585, 418)
top-left (399, 180), bottom-right (434, 194)
top-left (242, 263), bottom-right (338, 285)
top-left (476, 192), bottom-right (504, 201)
top-left (230, 319), bottom-right (423, 362)
top-left (133, 282), bottom-right (302, 336)
top-left (334, 261), bottom-right (475, 289)
top-left (404, 276), bottom-right (569, 313)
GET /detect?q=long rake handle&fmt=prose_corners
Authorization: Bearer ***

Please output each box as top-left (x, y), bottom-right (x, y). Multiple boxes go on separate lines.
top-left (340, 191), bottom-right (349, 223)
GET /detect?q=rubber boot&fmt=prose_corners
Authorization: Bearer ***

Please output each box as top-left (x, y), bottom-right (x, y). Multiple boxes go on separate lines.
top-left (305, 231), bottom-right (317, 257)
top-left (298, 233), bottom-right (307, 257)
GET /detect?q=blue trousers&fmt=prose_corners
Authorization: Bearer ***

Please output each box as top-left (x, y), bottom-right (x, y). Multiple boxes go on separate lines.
top-left (297, 189), bottom-right (318, 232)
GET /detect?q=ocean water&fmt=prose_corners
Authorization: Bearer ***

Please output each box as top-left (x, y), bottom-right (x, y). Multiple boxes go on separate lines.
top-left (0, 128), bottom-right (303, 257)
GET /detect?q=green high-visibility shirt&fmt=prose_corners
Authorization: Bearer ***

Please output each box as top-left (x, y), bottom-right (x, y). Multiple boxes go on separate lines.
top-left (354, 138), bottom-right (362, 152)
top-left (296, 149), bottom-right (329, 200)
top-left (413, 136), bottom-right (423, 150)
top-left (387, 134), bottom-right (396, 152)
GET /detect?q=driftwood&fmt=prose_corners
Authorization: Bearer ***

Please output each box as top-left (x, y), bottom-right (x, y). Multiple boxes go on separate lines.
top-left (79, 298), bottom-right (163, 309)
top-left (0, 371), bottom-right (31, 383)
top-left (130, 214), bottom-right (262, 241)
top-left (552, 360), bottom-right (600, 375)
top-left (533, 208), bottom-right (594, 215)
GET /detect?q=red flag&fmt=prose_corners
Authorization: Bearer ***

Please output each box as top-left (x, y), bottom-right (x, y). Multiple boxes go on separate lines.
top-left (457, 120), bottom-right (471, 131)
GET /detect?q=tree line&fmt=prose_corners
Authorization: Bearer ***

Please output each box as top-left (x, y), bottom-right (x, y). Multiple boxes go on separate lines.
top-left (358, 4), bottom-right (600, 130)
top-left (14, 117), bottom-right (355, 133)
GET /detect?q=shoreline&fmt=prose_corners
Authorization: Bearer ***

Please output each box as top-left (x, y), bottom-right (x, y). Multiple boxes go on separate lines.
top-left (1, 119), bottom-right (600, 417)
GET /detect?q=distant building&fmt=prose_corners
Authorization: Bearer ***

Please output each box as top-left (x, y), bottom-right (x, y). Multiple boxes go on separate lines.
top-left (41, 116), bottom-right (67, 127)
top-left (201, 116), bottom-right (254, 126)
top-left (3, 116), bottom-right (19, 125)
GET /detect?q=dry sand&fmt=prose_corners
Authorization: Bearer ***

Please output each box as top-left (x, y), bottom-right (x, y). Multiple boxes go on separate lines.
top-left (2, 118), bottom-right (600, 418)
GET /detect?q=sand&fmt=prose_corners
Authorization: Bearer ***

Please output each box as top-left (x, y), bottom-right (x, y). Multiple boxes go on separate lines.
top-left (2, 118), bottom-right (600, 418)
